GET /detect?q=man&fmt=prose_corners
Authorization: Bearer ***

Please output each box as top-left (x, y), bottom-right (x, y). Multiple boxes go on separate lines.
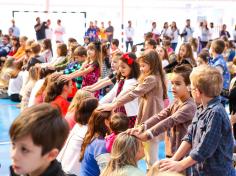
top-left (106, 21), bottom-right (114, 43)
top-left (10, 19), bottom-right (20, 37)
top-left (34, 17), bottom-right (47, 42)
top-left (151, 22), bottom-right (160, 42)
top-left (125, 21), bottom-right (135, 52)
top-left (181, 19), bottom-right (194, 43)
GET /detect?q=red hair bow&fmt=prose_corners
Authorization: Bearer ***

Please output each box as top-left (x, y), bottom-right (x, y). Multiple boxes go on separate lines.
top-left (123, 53), bottom-right (133, 65)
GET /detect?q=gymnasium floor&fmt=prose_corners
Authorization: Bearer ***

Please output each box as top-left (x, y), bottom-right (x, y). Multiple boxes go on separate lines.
top-left (0, 98), bottom-right (166, 175)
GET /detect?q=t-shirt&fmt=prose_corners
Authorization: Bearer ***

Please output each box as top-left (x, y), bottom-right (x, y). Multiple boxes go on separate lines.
top-left (51, 96), bottom-right (70, 117)
top-left (105, 26), bottom-right (114, 42)
top-left (34, 22), bottom-right (46, 41)
top-left (80, 137), bottom-right (109, 176)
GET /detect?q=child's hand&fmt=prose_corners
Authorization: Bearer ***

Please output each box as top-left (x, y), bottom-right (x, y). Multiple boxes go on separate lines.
top-left (58, 74), bottom-right (71, 82)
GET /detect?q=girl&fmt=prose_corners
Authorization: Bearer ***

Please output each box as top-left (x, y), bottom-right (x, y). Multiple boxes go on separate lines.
top-left (101, 42), bottom-right (111, 79)
top-left (84, 52), bottom-right (121, 93)
top-left (40, 38), bottom-right (53, 63)
top-left (57, 94), bottom-right (98, 175)
top-left (99, 52), bottom-right (140, 128)
top-left (156, 45), bottom-right (169, 68)
top-left (20, 66), bottom-right (40, 111)
top-left (189, 37), bottom-right (199, 59)
top-left (170, 21), bottom-right (179, 51)
top-left (79, 110), bottom-right (111, 176)
top-left (144, 39), bottom-right (157, 50)
top-left (65, 90), bottom-right (95, 129)
top-left (7, 36), bottom-right (20, 56)
top-left (164, 43), bottom-right (196, 73)
top-left (101, 133), bottom-right (145, 176)
top-left (12, 36), bottom-right (28, 60)
top-left (99, 49), bottom-right (167, 168)
top-left (44, 73), bottom-right (72, 117)
top-left (61, 42), bottom-right (102, 98)
top-left (105, 112), bottom-right (129, 152)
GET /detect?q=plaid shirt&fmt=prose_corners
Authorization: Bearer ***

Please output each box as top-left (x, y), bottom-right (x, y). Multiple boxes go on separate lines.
top-left (183, 96), bottom-right (235, 176)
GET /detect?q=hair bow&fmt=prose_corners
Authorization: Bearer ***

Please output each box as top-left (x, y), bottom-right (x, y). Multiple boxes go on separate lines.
top-left (123, 53), bottom-right (133, 65)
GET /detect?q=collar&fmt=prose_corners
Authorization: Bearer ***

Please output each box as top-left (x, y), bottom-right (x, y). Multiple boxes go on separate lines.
top-left (198, 96), bottom-right (221, 110)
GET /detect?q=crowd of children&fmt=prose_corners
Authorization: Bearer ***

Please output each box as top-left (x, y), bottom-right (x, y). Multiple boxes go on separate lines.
top-left (1, 18), bottom-right (236, 176)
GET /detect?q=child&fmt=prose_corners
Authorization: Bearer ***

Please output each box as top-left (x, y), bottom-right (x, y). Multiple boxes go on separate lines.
top-left (159, 65), bottom-right (234, 175)
top-left (105, 112), bottom-right (129, 152)
top-left (57, 95), bottom-right (98, 175)
top-left (79, 110), bottom-right (112, 176)
top-left (128, 65), bottom-right (196, 163)
top-left (156, 45), bottom-right (169, 68)
top-left (44, 73), bottom-right (72, 117)
top-left (99, 49), bottom-right (167, 168)
top-left (196, 50), bottom-right (210, 66)
top-left (65, 90), bottom-right (96, 129)
top-left (9, 103), bottom-right (72, 176)
top-left (40, 38), bottom-right (53, 63)
top-left (144, 39), bottom-right (157, 50)
top-left (60, 42), bottom-right (102, 98)
top-left (209, 39), bottom-right (230, 105)
top-left (111, 39), bottom-right (121, 57)
top-left (20, 66), bottom-right (40, 111)
top-left (84, 52), bottom-right (121, 93)
top-left (101, 133), bottom-right (145, 176)
top-left (26, 42), bottom-right (44, 70)
top-left (164, 43), bottom-right (196, 73)
top-left (99, 52), bottom-right (140, 128)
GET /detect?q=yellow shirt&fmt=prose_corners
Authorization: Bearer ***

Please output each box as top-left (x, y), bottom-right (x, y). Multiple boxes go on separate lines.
top-left (99, 27), bottom-right (107, 40)
top-left (13, 46), bottom-right (25, 59)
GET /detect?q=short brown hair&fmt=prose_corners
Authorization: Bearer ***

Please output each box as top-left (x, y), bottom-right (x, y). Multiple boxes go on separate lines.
top-left (211, 39), bottom-right (225, 54)
top-left (57, 43), bottom-right (67, 56)
top-left (190, 65), bottom-right (223, 97)
top-left (109, 113), bottom-right (129, 134)
top-left (31, 42), bottom-right (41, 54)
top-left (74, 46), bottom-right (87, 57)
top-left (173, 65), bottom-right (193, 85)
top-left (9, 103), bottom-right (69, 155)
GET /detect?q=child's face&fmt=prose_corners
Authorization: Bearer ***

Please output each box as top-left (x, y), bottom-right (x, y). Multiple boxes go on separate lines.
top-left (75, 55), bottom-right (86, 63)
top-left (139, 61), bottom-right (150, 74)
top-left (190, 83), bottom-right (201, 104)
top-left (157, 47), bottom-right (164, 59)
top-left (144, 41), bottom-right (153, 50)
top-left (171, 73), bottom-right (189, 99)
top-left (111, 57), bottom-right (119, 71)
top-left (87, 48), bottom-right (96, 58)
top-left (11, 135), bottom-right (51, 176)
top-left (119, 60), bottom-right (131, 78)
top-left (179, 46), bottom-right (187, 58)
top-left (196, 57), bottom-right (207, 66)
top-left (135, 142), bottom-right (145, 161)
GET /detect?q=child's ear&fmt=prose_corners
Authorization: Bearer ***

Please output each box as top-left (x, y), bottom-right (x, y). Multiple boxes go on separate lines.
top-left (46, 148), bottom-right (59, 161)
top-left (187, 85), bottom-right (191, 92)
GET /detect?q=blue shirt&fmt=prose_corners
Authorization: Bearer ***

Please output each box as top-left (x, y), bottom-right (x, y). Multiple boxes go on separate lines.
top-left (183, 96), bottom-right (234, 176)
top-left (210, 54), bottom-right (230, 90)
top-left (80, 137), bottom-right (107, 176)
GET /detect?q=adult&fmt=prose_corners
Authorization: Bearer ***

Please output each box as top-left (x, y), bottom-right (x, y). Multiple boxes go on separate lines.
top-left (54, 19), bottom-right (65, 43)
top-left (99, 22), bottom-right (107, 42)
top-left (34, 17), bottom-right (47, 41)
top-left (209, 22), bottom-right (217, 40)
top-left (125, 20), bottom-right (135, 52)
top-left (181, 19), bottom-right (194, 43)
top-left (45, 19), bottom-right (53, 40)
top-left (86, 21), bottom-right (97, 42)
top-left (10, 19), bottom-right (20, 37)
top-left (170, 21), bottom-right (179, 51)
top-left (151, 22), bottom-right (161, 43)
top-left (232, 24), bottom-right (236, 43)
top-left (199, 20), bottom-right (210, 49)
top-left (219, 24), bottom-right (231, 39)
top-left (106, 21), bottom-right (114, 43)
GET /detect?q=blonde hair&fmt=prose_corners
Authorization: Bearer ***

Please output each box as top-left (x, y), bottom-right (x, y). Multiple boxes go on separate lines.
top-left (101, 133), bottom-right (142, 176)
top-left (190, 65), bottom-right (223, 97)
top-left (68, 90), bottom-right (94, 112)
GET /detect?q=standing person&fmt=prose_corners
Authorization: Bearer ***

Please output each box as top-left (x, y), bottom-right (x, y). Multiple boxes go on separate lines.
top-left (181, 19), bottom-right (194, 43)
top-left (125, 20), bottom-right (135, 52)
top-left (209, 22), bottom-right (217, 40)
top-left (161, 22), bottom-right (172, 40)
top-left (106, 21), bottom-right (114, 43)
top-left (10, 19), bottom-right (20, 37)
top-left (199, 20), bottom-right (210, 49)
top-left (45, 19), bottom-right (53, 40)
top-left (99, 22), bottom-right (107, 42)
top-left (99, 50), bottom-right (167, 168)
top-left (159, 66), bottom-right (235, 175)
top-left (170, 21), bottom-right (179, 51)
top-left (86, 21), bottom-right (97, 42)
top-left (54, 19), bottom-right (65, 43)
top-left (232, 24), bottom-right (236, 43)
top-left (219, 24), bottom-right (231, 39)
top-left (34, 17), bottom-right (47, 42)
top-left (151, 22), bottom-right (161, 43)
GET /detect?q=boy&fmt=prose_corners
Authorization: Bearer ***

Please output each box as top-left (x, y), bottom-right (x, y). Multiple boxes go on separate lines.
top-left (9, 103), bottom-right (74, 176)
top-left (159, 66), bottom-right (234, 175)
top-left (210, 39), bottom-right (230, 105)
top-left (129, 65), bottom-right (196, 164)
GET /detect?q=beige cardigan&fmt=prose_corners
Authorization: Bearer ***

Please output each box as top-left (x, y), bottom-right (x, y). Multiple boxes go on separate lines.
top-left (115, 75), bottom-right (164, 125)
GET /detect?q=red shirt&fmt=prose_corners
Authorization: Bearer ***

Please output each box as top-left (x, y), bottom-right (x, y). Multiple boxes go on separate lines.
top-left (51, 96), bottom-right (69, 117)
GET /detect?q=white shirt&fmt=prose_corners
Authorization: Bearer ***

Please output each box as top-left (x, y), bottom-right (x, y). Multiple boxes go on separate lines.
top-left (125, 26), bottom-right (134, 41)
top-left (57, 124), bottom-right (88, 175)
top-left (151, 28), bottom-right (160, 35)
top-left (170, 29), bottom-right (179, 43)
top-left (45, 27), bottom-right (53, 40)
top-left (182, 26), bottom-right (194, 42)
top-left (100, 78), bottom-right (139, 116)
top-left (54, 25), bottom-right (65, 42)
top-left (28, 79), bottom-right (45, 107)
top-left (8, 73), bottom-right (23, 96)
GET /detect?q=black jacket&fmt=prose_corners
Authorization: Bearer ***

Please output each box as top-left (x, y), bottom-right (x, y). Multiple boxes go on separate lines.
top-left (10, 160), bottom-right (76, 176)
